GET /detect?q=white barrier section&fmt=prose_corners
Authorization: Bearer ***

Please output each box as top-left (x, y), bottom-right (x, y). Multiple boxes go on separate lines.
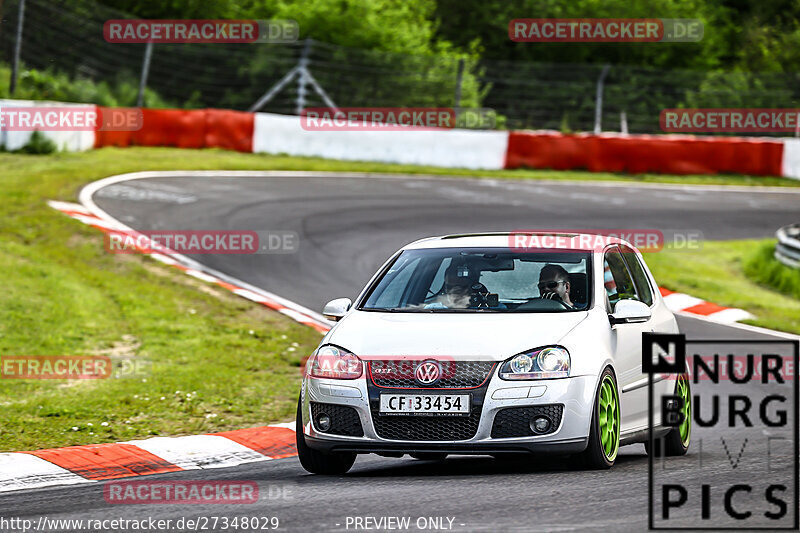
top-left (0, 99), bottom-right (95, 152)
top-left (253, 112), bottom-right (509, 170)
top-left (781, 138), bottom-right (800, 180)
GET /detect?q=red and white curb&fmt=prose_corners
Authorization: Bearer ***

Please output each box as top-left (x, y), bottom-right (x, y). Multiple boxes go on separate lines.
top-left (0, 424), bottom-right (297, 493)
top-left (658, 287), bottom-right (753, 323)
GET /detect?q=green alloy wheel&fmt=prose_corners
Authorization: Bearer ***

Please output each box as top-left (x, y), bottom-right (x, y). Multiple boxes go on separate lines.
top-left (676, 374), bottom-right (692, 447)
top-left (647, 374), bottom-right (692, 457)
top-left (579, 367), bottom-right (620, 469)
top-left (599, 374), bottom-right (620, 461)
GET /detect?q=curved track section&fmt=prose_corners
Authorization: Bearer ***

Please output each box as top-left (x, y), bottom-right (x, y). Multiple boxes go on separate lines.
top-left (4, 172), bottom-right (799, 532)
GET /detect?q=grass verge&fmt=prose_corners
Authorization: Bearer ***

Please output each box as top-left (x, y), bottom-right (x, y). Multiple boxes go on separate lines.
top-left (0, 149), bottom-right (337, 452)
top-left (645, 240), bottom-right (800, 335)
top-left (743, 241), bottom-right (800, 300)
top-left (1, 147), bottom-right (797, 451)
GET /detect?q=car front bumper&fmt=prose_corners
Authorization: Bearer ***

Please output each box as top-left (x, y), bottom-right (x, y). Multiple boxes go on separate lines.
top-left (300, 371), bottom-right (598, 455)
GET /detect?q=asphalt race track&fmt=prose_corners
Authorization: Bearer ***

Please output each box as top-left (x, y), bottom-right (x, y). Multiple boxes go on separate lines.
top-left (3, 173), bottom-right (799, 532)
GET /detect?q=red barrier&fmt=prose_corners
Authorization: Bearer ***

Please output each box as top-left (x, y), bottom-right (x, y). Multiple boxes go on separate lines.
top-left (94, 108), bottom-right (254, 152)
top-left (505, 131), bottom-right (784, 176)
top-left (93, 107), bottom-right (137, 147)
top-left (137, 109), bottom-right (206, 148)
top-left (94, 105), bottom-right (786, 177)
top-left (204, 109), bottom-right (254, 152)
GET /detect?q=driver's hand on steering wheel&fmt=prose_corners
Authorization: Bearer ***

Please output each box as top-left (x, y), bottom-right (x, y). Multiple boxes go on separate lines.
top-left (540, 291), bottom-right (563, 301)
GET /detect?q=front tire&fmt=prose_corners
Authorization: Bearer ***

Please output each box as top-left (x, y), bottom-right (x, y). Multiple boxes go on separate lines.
top-left (646, 374), bottom-right (691, 457)
top-left (579, 368), bottom-right (620, 469)
top-left (296, 397), bottom-right (357, 474)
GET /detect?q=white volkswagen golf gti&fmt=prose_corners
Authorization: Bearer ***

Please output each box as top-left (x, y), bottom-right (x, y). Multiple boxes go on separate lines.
top-left (296, 233), bottom-right (692, 473)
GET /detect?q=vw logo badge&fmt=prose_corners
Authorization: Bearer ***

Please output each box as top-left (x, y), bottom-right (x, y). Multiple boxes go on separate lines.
top-left (414, 360), bottom-right (441, 385)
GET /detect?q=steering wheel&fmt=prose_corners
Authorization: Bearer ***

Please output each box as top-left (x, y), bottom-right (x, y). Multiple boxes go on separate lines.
top-left (469, 283), bottom-right (491, 308)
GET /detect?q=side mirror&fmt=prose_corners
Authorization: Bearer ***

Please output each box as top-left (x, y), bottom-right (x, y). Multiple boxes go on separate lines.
top-left (322, 298), bottom-right (352, 322)
top-left (609, 299), bottom-right (651, 325)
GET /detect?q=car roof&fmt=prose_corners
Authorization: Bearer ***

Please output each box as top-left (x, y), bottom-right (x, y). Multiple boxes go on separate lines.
top-left (403, 232), bottom-right (635, 251)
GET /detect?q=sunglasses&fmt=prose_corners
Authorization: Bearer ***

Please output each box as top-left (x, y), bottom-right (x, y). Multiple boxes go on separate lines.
top-left (538, 280), bottom-right (566, 291)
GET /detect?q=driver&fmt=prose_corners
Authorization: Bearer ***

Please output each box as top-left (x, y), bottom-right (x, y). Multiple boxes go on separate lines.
top-left (537, 264), bottom-right (575, 308)
top-left (425, 262), bottom-right (484, 309)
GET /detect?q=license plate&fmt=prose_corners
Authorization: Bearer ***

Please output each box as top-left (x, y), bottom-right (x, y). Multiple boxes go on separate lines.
top-left (379, 394), bottom-right (470, 416)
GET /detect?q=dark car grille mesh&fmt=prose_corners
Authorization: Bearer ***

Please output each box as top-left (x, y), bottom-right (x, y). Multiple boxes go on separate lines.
top-left (371, 406), bottom-right (483, 441)
top-left (369, 360), bottom-right (496, 389)
top-left (491, 405), bottom-right (564, 438)
top-left (311, 402), bottom-right (364, 437)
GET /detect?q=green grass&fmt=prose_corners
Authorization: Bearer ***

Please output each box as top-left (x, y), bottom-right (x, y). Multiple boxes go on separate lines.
top-left (645, 240), bottom-right (800, 335)
top-left (1, 146), bottom-right (797, 451)
top-left (0, 149), bottom-right (335, 452)
top-left (743, 241), bottom-right (800, 300)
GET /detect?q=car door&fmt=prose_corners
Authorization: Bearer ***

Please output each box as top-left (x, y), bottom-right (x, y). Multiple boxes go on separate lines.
top-left (603, 246), bottom-right (652, 432)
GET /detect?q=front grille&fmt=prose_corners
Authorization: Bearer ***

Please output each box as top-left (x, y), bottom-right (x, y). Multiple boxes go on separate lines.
top-left (370, 360), bottom-right (496, 389)
top-left (310, 402), bottom-right (364, 437)
top-left (491, 404), bottom-right (564, 438)
top-left (371, 409), bottom-right (482, 441)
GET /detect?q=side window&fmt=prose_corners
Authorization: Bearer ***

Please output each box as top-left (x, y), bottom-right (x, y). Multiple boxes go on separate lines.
top-left (603, 248), bottom-right (637, 309)
top-left (621, 246), bottom-right (653, 306)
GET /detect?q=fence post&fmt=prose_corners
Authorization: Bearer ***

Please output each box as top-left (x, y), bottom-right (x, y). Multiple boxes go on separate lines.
top-left (295, 38), bottom-right (312, 115)
top-left (136, 41), bottom-right (154, 108)
top-left (9, 0), bottom-right (27, 96)
top-left (454, 58), bottom-right (465, 108)
top-left (593, 64), bottom-right (611, 134)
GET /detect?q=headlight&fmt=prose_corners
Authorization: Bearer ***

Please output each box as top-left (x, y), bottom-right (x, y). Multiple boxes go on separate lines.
top-left (307, 345), bottom-right (363, 379)
top-left (499, 346), bottom-right (570, 380)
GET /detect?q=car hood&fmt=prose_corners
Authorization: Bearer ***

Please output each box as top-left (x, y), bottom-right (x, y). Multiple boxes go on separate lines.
top-left (325, 310), bottom-right (589, 360)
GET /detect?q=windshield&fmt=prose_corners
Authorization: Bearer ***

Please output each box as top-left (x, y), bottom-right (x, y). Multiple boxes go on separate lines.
top-left (360, 248), bottom-right (591, 313)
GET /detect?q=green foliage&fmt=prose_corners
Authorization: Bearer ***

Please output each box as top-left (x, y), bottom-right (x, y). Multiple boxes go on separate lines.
top-left (9, 0), bottom-right (800, 129)
top-left (560, 113), bottom-right (572, 134)
top-left (432, 0), bottom-right (800, 73)
top-left (98, 0), bottom-right (447, 57)
top-left (743, 240), bottom-right (800, 300)
top-left (0, 64), bottom-right (173, 108)
top-left (93, 0), bottom-right (244, 19)
top-left (270, 0), bottom-right (441, 56)
top-left (16, 131), bottom-right (57, 155)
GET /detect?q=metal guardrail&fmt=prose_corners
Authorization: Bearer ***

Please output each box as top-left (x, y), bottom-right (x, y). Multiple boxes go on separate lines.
top-left (775, 224), bottom-right (800, 269)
